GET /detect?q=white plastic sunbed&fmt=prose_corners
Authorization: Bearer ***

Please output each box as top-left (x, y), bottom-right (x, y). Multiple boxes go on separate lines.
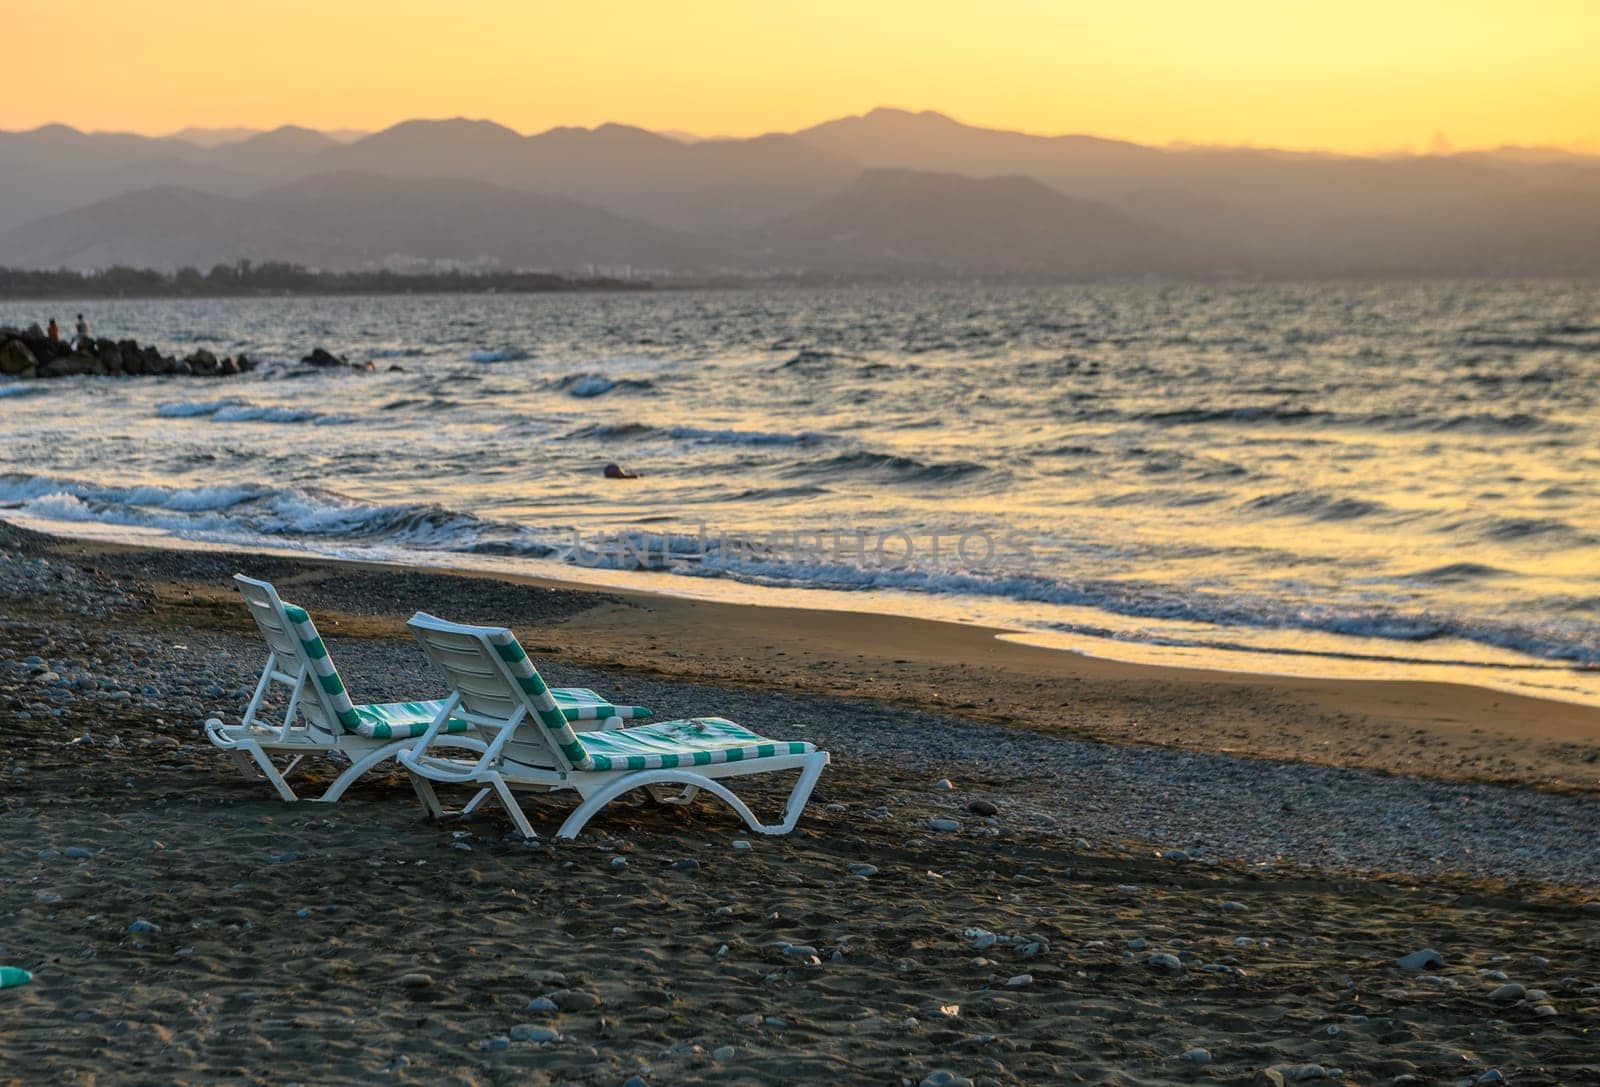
top-left (204, 575), bottom-right (650, 802)
top-left (398, 612), bottom-right (829, 840)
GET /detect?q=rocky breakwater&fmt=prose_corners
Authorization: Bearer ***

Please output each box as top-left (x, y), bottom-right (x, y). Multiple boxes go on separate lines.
top-left (0, 324), bottom-right (256, 380)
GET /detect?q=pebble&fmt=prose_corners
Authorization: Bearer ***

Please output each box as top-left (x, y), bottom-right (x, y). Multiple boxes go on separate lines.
top-left (1218, 900), bottom-right (1248, 913)
top-left (546, 988), bottom-right (602, 1011)
top-left (967, 799), bottom-right (998, 817)
top-left (670, 858), bottom-right (701, 871)
top-left (1178, 1048), bottom-right (1211, 1065)
top-left (1395, 948), bottom-right (1444, 971)
top-left (509, 1024), bottom-right (559, 1043)
top-left (847, 863), bottom-right (879, 877)
top-left (713, 1045), bottom-right (736, 1060)
top-left (1476, 1072), bottom-right (1505, 1084)
top-left (1582, 901), bottom-right (1600, 913)
top-left (622, 1077), bottom-right (649, 1087)
top-left (933, 778), bottom-right (954, 791)
top-left (1487, 982), bottom-right (1524, 1003)
top-left (782, 944), bottom-right (819, 958)
top-left (920, 1072), bottom-right (974, 1087)
top-left (610, 856), bottom-right (628, 869)
top-left (398, 972), bottom-right (434, 989)
top-left (127, 919), bottom-right (160, 934)
top-left (928, 818), bottom-right (960, 832)
top-left (1147, 953), bottom-right (1184, 972)
top-left (480, 1035), bottom-right (510, 1051)
top-left (731, 840), bottom-right (752, 852)
top-left (62, 846), bottom-right (92, 860)
top-left (525, 996), bottom-right (558, 1014)
top-left (1005, 973), bottom-right (1033, 987)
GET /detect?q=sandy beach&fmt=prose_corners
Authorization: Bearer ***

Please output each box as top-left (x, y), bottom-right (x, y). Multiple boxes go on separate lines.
top-left (3, 519), bottom-right (1598, 1085)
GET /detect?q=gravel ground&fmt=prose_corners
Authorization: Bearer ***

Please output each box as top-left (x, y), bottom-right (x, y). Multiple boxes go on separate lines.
top-left (3, 523), bottom-right (1597, 890)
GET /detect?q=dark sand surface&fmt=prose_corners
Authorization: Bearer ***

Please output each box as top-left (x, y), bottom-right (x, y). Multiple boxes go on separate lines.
top-left (2, 522), bottom-right (1598, 1085)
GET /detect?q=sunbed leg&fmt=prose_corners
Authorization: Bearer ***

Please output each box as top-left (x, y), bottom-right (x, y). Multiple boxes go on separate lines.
top-left (240, 741), bottom-right (299, 802)
top-left (775, 753), bottom-right (830, 834)
top-left (490, 775), bottom-right (538, 840)
top-left (318, 741), bottom-right (407, 803)
top-left (408, 772), bottom-right (448, 819)
top-left (460, 788), bottom-right (492, 816)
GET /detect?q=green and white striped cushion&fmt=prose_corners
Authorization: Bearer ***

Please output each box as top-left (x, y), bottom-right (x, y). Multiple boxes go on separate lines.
top-left (282, 604), bottom-right (649, 736)
top-left (483, 626), bottom-right (809, 773)
top-left (578, 717), bottom-right (815, 772)
top-left (487, 629), bottom-right (594, 768)
top-left (282, 603), bottom-right (361, 731)
top-left (349, 692), bottom-right (647, 739)
top-left (349, 700), bottom-right (473, 740)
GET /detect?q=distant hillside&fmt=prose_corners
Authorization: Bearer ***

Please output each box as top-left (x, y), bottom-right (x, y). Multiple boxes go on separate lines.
top-left (0, 173), bottom-right (715, 271)
top-left (736, 169), bottom-right (1217, 276)
top-left (3, 110), bottom-right (1599, 277)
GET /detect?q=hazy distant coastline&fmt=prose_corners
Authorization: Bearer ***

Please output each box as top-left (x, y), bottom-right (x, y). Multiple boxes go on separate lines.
top-left (3, 108), bottom-right (1598, 280)
top-left (0, 264), bottom-right (647, 300)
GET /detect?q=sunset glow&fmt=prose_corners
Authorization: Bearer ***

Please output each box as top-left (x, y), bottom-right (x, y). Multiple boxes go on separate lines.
top-left (4, 0), bottom-right (1596, 152)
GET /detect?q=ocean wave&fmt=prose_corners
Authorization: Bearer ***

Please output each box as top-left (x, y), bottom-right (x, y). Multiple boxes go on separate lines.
top-left (0, 383), bottom-right (43, 399)
top-left (564, 422), bottom-right (831, 446)
top-left (778, 348), bottom-right (867, 369)
top-left (554, 373), bottom-right (656, 398)
top-left (466, 348), bottom-right (530, 363)
top-left (785, 450), bottom-right (993, 484)
top-left (156, 399), bottom-right (356, 426)
top-left (1243, 490), bottom-right (1390, 522)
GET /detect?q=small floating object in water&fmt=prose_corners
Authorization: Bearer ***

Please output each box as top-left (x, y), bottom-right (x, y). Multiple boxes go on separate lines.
top-left (0, 966), bottom-right (32, 989)
top-left (603, 462), bottom-right (639, 480)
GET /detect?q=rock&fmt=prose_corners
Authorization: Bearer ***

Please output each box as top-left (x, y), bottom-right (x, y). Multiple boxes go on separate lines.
top-left (509, 1024), bottom-right (559, 1043)
top-left (1396, 948), bottom-right (1443, 971)
top-left (398, 972), bottom-right (434, 989)
top-left (42, 354), bottom-right (97, 378)
top-left (933, 778), bottom-right (955, 791)
top-left (731, 840), bottom-right (752, 852)
top-left (847, 863), bottom-right (879, 877)
top-left (928, 817), bottom-right (960, 832)
top-left (967, 799), bottom-right (998, 817)
top-left (97, 340), bottom-right (124, 373)
top-left (919, 1072), bottom-right (974, 1087)
top-left (1178, 1047), bottom-right (1212, 1065)
top-left (186, 349), bottom-right (219, 373)
top-left (622, 1076), bottom-right (649, 1087)
top-left (782, 944), bottom-right (819, 959)
top-left (1219, 900), bottom-right (1248, 913)
top-left (302, 347), bottom-right (353, 368)
top-left (480, 1035), bottom-right (510, 1051)
top-left (1582, 901), bottom-right (1600, 913)
top-left (525, 996), bottom-right (558, 1014)
top-left (670, 858), bottom-right (701, 871)
top-left (62, 846), bottom-right (91, 860)
top-left (713, 1045), bottom-right (736, 1060)
top-left (1147, 952), bottom-right (1184, 972)
top-left (145, 347), bottom-right (173, 374)
top-left (127, 919), bottom-right (160, 934)
top-left (1476, 1072), bottom-right (1505, 1084)
top-left (1, 339), bottom-right (37, 375)
top-left (1005, 973), bottom-right (1033, 987)
top-left (609, 856), bottom-right (628, 869)
top-left (546, 988), bottom-right (601, 1011)
top-left (1487, 982), bottom-right (1525, 1003)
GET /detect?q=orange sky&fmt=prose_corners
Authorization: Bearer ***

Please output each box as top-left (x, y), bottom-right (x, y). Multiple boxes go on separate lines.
top-left (3, 0), bottom-right (1596, 152)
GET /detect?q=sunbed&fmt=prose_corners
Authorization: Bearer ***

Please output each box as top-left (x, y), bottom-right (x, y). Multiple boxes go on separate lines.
top-left (204, 575), bottom-right (649, 802)
top-left (398, 611), bottom-right (829, 839)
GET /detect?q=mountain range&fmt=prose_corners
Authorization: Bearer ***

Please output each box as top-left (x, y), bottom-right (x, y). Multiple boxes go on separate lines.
top-left (2, 109), bottom-right (1597, 279)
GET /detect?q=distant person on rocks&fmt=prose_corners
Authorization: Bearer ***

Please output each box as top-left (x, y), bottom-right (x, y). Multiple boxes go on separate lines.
top-left (73, 313), bottom-right (89, 349)
top-left (47, 318), bottom-right (59, 344)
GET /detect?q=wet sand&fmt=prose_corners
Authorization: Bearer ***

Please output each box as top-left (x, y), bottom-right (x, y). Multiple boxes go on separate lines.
top-left (2, 522), bottom-right (1598, 1085)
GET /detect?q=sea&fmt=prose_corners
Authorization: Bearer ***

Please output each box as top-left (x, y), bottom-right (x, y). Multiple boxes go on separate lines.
top-left (3, 282), bottom-right (1599, 705)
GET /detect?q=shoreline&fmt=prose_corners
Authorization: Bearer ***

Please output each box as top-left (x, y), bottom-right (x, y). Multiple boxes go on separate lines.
top-left (12, 516), bottom-right (1600, 796)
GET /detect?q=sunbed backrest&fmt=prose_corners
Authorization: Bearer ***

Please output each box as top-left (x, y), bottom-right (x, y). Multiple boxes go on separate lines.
top-left (408, 612), bottom-right (593, 772)
top-left (234, 575), bottom-right (358, 740)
